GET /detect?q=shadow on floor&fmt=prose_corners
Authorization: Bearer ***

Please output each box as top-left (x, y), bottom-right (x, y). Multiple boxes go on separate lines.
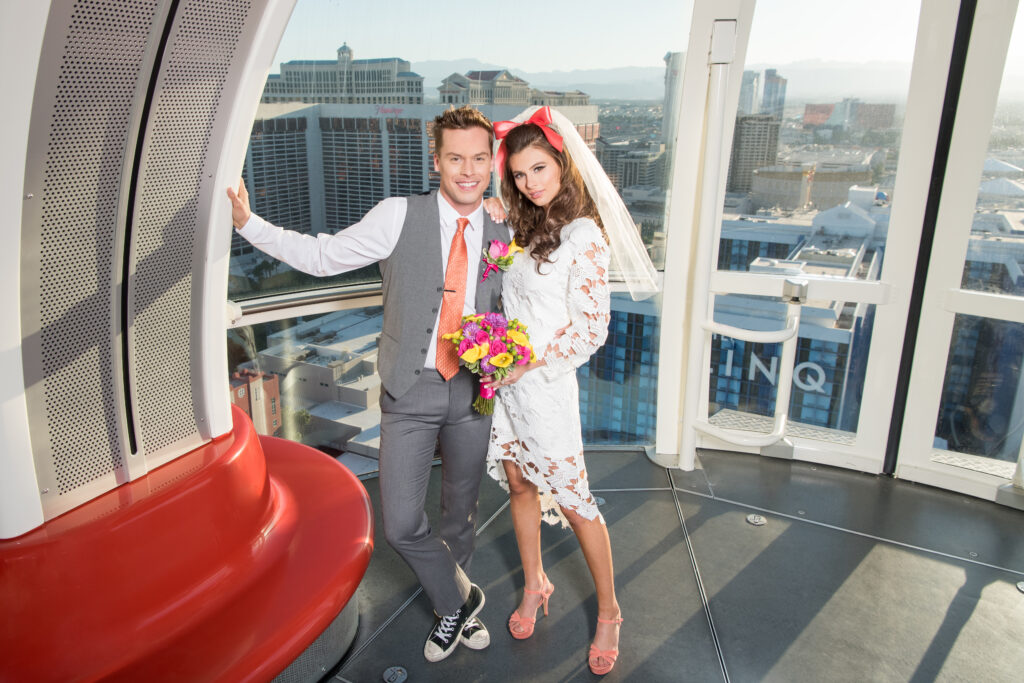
top-left (329, 450), bottom-right (1024, 683)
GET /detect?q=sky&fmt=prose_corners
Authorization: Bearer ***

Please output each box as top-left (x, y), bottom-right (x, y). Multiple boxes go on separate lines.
top-left (271, 0), bottom-right (932, 73)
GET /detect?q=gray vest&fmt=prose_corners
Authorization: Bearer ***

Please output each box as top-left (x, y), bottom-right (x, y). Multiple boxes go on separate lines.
top-left (378, 192), bottom-right (506, 399)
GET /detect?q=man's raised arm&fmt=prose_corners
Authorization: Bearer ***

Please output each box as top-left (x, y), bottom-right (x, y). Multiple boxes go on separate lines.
top-left (226, 178), bottom-right (406, 277)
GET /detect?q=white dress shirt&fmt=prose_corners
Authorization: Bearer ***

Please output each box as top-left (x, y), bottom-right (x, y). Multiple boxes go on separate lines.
top-left (237, 194), bottom-right (509, 369)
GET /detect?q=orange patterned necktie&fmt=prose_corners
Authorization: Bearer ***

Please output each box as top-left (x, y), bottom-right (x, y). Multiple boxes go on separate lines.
top-left (437, 217), bottom-right (469, 380)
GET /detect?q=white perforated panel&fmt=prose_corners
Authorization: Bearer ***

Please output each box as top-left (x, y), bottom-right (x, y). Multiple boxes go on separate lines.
top-left (23, 0), bottom-right (162, 503)
top-left (130, 0), bottom-right (251, 458)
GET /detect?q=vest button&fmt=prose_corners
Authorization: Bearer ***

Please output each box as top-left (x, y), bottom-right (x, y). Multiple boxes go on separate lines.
top-left (415, 369), bottom-right (421, 375)
top-left (436, 286), bottom-right (442, 292)
top-left (431, 307), bottom-right (438, 314)
top-left (427, 328), bottom-right (432, 334)
top-left (421, 348), bottom-right (427, 354)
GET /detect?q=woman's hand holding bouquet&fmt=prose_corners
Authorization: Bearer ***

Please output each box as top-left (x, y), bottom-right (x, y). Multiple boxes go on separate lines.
top-left (442, 312), bottom-right (534, 414)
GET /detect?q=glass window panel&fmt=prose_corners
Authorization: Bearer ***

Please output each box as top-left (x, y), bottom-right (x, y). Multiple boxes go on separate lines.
top-left (709, 294), bottom-right (874, 436)
top-left (229, 0), bottom-right (694, 447)
top-left (228, 308), bottom-right (384, 470)
top-left (961, 8), bottom-right (1024, 296)
top-left (707, 0), bottom-right (918, 436)
top-left (933, 315), bottom-right (1024, 473)
top-left (230, 0), bottom-right (692, 301)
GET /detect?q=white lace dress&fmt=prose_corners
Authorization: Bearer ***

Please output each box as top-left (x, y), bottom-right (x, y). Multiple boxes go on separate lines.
top-left (486, 218), bottom-right (611, 528)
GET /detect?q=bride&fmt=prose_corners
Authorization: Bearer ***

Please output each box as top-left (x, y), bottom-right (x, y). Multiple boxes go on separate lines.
top-left (483, 106), bottom-right (657, 675)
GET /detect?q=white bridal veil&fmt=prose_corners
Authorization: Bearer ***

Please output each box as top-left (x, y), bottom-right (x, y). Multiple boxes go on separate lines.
top-left (495, 105), bottom-right (660, 301)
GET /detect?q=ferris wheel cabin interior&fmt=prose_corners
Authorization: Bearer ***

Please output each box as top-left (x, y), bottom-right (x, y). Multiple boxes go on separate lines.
top-left (2, 1), bottom-right (1023, 681)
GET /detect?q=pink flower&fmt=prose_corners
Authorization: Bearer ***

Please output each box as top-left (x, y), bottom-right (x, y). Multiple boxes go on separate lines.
top-left (493, 328), bottom-right (507, 339)
top-left (488, 240), bottom-right (510, 259)
top-left (490, 340), bottom-right (507, 355)
top-left (458, 339), bottom-right (473, 355)
top-left (474, 330), bottom-right (490, 345)
top-left (516, 346), bottom-right (531, 364)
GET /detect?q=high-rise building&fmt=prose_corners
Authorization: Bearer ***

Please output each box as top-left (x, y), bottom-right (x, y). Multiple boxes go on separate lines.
top-left (233, 108), bottom-right (313, 257)
top-left (802, 99), bottom-right (896, 132)
top-left (752, 162), bottom-right (874, 210)
top-left (727, 114), bottom-right (780, 193)
top-left (761, 68), bottom-right (787, 120)
top-left (261, 44), bottom-right (424, 105)
top-left (662, 52), bottom-right (686, 146)
top-left (738, 70), bottom-right (762, 115)
top-left (579, 297), bottom-right (660, 443)
top-left (238, 101), bottom-right (599, 247)
top-left (620, 146), bottom-right (666, 189)
top-left (230, 369), bottom-right (281, 436)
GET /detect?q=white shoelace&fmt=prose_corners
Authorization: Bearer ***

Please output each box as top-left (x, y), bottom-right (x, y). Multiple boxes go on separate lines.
top-left (435, 612), bottom-right (460, 644)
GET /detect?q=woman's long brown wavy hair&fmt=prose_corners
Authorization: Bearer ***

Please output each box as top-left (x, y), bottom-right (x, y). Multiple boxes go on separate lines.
top-left (500, 123), bottom-right (607, 267)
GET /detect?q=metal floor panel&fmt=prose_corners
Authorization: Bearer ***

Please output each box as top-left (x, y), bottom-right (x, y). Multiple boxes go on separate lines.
top-left (328, 449), bottom-right (1024, 682)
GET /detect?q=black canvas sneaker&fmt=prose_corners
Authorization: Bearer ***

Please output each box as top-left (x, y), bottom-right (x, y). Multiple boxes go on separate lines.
top-left (423, 584), bottom-right (485, 662)
top-left (460, 616), bottom-right (490, 650)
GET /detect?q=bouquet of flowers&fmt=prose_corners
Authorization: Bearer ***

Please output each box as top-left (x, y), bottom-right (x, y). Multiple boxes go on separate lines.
top-left (442, 312), bottom-right (534, 414)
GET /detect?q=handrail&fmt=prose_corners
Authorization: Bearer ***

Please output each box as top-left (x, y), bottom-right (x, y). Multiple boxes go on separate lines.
top-left (236, 282), bottom-right (384, 315)
top-left (702, 315), bottom-right (798, 344)
top-left (710, 270), bottom-right (891, 305)
top-left (694, 301), bottom-right (803, 448)
top-left (226, 283), bottom-right (384, 328)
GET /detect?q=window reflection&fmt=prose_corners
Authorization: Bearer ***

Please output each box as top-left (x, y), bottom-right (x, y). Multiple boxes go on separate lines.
top-left (934, 315), bottom-right (1024, 468)
top-left (229, 298), bottom-right (661, 455)
top-left (228, 309), bottom-right (385, 464)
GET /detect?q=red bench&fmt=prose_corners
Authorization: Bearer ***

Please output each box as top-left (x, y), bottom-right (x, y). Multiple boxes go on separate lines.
top-left (0, 405), bottom-right (373, 681)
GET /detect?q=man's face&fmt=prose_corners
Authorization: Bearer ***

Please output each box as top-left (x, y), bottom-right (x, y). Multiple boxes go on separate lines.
top-left (434, 127), bottom-right (492, 215)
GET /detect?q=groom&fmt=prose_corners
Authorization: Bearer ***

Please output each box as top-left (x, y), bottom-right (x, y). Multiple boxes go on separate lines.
top-left (228, 107), bottom-right (509, 663)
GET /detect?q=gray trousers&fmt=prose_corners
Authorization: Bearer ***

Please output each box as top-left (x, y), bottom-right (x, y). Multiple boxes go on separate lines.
top-left (378, 368), bottom-right (491, 615)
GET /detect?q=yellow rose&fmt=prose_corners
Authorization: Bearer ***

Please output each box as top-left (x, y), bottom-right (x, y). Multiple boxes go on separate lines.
top-left (441, 331), bottom-right (462, 341)
top-left (460, 342), bottom-right (489, 363)
top-left (490, 352), bottom-right (513, 368)
top-left (507, 330), bottom-right (529, 346)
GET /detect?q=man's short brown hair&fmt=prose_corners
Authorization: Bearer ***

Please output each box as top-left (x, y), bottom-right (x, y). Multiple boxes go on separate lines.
top-left (432, 106), bottom-right (494, 154)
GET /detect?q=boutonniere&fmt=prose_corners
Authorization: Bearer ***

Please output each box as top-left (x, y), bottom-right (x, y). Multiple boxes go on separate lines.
top-left (480, 240), bottom-right (523, 282)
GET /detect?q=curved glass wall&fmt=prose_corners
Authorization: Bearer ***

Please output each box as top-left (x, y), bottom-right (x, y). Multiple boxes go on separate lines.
top-left (709, 0), bottom-right (919, 439)
top-left (933, 7), bottom-right (1024, 477)
top-left (228, 0), bottom-right (694, 447)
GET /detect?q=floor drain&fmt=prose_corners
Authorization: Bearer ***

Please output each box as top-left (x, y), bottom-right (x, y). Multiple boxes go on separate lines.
top-left (383, 666), bottom-right (407, 682)
top-left (746, 513), bottom-right (767, 526)
top-left (595, 496), bottom-right (606, 506)
top-left (1017, 581), bottom-right (1024, 595)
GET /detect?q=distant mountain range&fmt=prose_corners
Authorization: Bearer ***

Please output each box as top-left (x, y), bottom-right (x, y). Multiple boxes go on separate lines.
top-left (411, 57), bottom-right (1024, 104)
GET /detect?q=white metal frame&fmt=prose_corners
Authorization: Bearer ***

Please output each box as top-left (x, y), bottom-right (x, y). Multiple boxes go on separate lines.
top-left (196, 0), bottom-right (298, 441)
top-left (0, 0), bottom-right (51, 538)
top-left (896, 0), bottom-right (1024, 502)
top-left (654, 0), bottom-right (757, 467)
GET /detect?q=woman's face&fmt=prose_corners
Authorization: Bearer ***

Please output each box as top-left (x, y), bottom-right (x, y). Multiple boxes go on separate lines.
top-left (509, 145), bottom-right (561, 208)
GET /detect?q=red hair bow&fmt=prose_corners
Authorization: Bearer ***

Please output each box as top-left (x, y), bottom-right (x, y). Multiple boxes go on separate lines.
top-left (493, 106), bottom-right (564, 174)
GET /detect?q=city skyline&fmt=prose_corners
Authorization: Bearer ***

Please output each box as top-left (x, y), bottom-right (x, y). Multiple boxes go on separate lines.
top-left (269, 2), bottom-right (1023, 101)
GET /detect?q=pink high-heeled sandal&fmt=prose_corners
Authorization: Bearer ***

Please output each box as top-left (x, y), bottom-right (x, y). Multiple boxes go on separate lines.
top-left (588, 615), bottom-right (623, 675)
top-left (507, 581), bottom-right (554, 640)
